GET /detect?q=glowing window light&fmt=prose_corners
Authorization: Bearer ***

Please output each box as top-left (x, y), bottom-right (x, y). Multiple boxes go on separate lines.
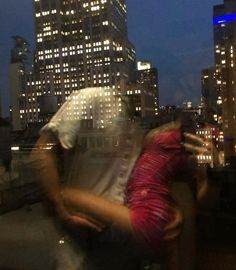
top-left (11, 146), bottom-right (20, 151)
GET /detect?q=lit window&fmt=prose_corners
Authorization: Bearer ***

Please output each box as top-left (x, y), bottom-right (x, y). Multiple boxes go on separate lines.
top-left (104, 40), bottom-right (110, 45)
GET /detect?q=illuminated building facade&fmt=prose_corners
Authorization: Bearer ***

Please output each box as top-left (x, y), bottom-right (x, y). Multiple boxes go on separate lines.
top-left (201, 67), bottom-right (222, 124)
top-left (125, 84), bottom-right (155, 119)
top-left (196, 125), bottom-right (224, 167)
top-left (24, 0), bottom-right (136, 124)
top-left (213, 0), bottom-right (236, 165)
top-left (55, 88), bottom-right (122, 129)
top-left (136, 61), bottom-right (159, 117)
top-left (9, 36), bottom-right (32, 130)
top-left (182, 101), bottom-right (193, 109)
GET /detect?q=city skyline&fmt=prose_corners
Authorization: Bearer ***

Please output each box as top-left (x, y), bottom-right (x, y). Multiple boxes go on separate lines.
top-left (1, 0), bottom-right (220, 116)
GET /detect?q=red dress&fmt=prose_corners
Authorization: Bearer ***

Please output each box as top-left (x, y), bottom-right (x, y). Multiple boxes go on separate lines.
top-left (126, 128), bottom-right (188, 253)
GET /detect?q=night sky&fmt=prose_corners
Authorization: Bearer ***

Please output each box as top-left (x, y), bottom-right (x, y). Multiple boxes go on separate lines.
top-left (0, 0), bottom-right (221, 116)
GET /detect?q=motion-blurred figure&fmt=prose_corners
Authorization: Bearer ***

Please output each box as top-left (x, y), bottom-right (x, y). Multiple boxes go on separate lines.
top-left (32, 88), bottom-right (214, 269)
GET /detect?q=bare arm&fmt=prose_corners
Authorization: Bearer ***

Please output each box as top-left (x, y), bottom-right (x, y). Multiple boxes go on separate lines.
top-left (31, 132), bottom-right (103, 231)
top-left (32, 132), bottom-right (61, 206)
top-left (62, 187), bottom-right (134, 234)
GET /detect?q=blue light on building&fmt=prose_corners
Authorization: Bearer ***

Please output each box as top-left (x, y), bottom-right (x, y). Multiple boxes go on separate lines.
top-left (214, 14), bottom-right (236, 24)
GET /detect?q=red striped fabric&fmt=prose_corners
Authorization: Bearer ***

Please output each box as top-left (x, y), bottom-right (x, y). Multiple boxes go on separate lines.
top-left (126, 128), bottom-right (188, 253)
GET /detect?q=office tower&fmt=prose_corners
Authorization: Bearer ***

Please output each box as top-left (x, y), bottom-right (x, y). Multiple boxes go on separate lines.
top-left (201, 67), bottom-right (222, 124)
top-left (136, 61), bottom-right (159, 117)
top-left (123, 61), bottom-right (159, 123)
top-left (213, 0), bottom-right (236, 165)
top-left (200, 67), bottom-right (225, 166)
top-left (9, 36), bottom-right (32, 131)
top-left (24, 0), bottom-right (136, 124)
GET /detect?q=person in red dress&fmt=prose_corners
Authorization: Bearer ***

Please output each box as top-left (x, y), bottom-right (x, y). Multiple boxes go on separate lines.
top-left (33, 114), bottom-right (214, 270)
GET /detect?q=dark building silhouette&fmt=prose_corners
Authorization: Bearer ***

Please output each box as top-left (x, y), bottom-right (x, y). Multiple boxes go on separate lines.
top-left (201, 67), bottom-right (222, 124)
top-left (9, 36), bottom-right (32, 131)
top-left (0, 117), bottom-right (11, 171)
top-left (10, 36), bottom-right (31, 69)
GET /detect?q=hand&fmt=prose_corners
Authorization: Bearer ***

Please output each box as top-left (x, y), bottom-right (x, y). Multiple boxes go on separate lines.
top-left (183, 132), bottom-right (217, 203)
top-left (164, 205), bottom-right (183, 241)
top-left (56, 204), bottom-right (104, 232)
top-left (183, 132), bottom-right (220, 167)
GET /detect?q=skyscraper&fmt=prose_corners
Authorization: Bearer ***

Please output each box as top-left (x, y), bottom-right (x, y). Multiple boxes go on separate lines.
top-left (213, 0), bottom-right (236, 165)
top-left (136, 61), bottom-right (159, 117)
top-left (9, 36), bottom-right (32, 130)
top-left (201, 67), bottom-right (222, 124)
top-left (24, 0), bottom-right (136, 123)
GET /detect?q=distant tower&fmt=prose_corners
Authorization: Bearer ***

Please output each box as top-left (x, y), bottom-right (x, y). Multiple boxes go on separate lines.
top-left (123, 61), bottom-right (159, 124)
top-left (213, 0), bottom-right (236, 165)
top-left (201, 67), bottom-right (222, 124)
top-left (9, 36), bottom-right (32, 131)
top-left (136, 61), bottom-right (159, 117)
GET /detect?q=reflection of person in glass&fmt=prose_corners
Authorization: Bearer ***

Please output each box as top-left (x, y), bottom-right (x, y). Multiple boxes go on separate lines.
top-left (32, 89), bottom-right (213, 269)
